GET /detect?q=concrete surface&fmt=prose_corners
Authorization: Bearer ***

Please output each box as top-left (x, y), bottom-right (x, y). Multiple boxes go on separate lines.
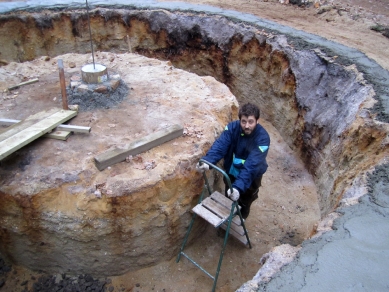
top-left (1, 1), bottom-right (389, 291)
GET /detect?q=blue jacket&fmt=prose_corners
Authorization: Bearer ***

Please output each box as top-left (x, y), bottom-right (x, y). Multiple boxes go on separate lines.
top-left (202, 120), bottom-right (270, 194)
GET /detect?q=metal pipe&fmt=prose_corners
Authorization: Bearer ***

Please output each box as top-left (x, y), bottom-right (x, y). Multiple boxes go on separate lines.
top-left (86, 0), bottom-right (95, 70)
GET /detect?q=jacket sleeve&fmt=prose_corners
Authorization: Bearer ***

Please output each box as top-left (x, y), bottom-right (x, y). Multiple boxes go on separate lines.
top-left (233, 131), bottom-right (270, 194)
top-left (202, 124), bottom-right (234, 165)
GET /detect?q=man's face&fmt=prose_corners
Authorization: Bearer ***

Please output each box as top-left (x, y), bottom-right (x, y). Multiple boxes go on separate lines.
top-left (240, 115), bottom-right (258, 135)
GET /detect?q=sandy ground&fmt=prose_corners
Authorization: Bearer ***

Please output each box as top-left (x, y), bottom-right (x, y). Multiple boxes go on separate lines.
top-left (0, 0), bottom-right (388, 291)
top-left (158, 0), bottom-right (389, 71)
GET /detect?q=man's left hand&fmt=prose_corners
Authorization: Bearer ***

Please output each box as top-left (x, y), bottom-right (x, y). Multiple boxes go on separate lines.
top-left (195, 162), bottom-right (209, 172)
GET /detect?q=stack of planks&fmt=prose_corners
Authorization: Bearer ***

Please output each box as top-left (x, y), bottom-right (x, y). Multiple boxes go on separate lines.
top-left (0, 108), bottom-right (89, 161)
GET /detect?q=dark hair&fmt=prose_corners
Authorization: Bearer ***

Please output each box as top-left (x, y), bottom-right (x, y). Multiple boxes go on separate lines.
top-left (238, 103), bottom-right (260, 120)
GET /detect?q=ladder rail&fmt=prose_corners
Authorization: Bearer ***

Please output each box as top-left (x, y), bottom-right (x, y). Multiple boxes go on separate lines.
top-left (212, 199), bottom-right (238, 292)
top-left (176, 184), bottom-right (208, 263)
top-left (199, 159), bottom-right (234, 196)
top-left (179, 251), bottom-right (215, 280)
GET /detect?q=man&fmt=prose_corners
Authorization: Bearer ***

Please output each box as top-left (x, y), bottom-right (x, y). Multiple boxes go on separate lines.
top-left (196, 103), bottom-right (270, 219)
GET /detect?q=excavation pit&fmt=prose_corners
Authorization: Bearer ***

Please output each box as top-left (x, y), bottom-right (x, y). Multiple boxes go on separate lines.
top-left (0, 4), bottom-right (389, 292)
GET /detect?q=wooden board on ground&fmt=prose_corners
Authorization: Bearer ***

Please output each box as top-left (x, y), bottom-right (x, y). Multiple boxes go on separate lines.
top-left (0, 108), bottom-right (77, 160)
top-left (43, 130), bottom-right (72, 141)
top-left (94, 124), bottom-right (184, 171)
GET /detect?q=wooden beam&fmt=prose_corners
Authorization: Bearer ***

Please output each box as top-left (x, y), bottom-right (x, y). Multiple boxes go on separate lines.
top-left (94, 124), bottom-right (184, 171)
top-left (0, 108), bottom-right (61, 142)
top-left (8, 78), bottom-right (39, 91)
top-left (43, 130), bottom-right (72, 141)
top-left (0, 108), bottom-right (77, 160)
top-left (0, 118), bottom-right (91, 133)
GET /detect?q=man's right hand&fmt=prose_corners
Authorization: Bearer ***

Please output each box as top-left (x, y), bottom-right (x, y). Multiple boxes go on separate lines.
top-left (227, 188), bottom-right (240, 201)
top-left (195, 162), bottom-right (209, 173)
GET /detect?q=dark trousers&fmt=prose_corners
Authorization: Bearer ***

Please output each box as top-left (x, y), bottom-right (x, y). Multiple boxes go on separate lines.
top-left (223, 174), bottom-right (262, 219)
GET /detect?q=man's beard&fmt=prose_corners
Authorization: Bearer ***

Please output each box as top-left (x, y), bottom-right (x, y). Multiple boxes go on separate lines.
top-left (242, 127), bottom-right (253, 135)
top-left (244, 129), bottom-right (252, 135)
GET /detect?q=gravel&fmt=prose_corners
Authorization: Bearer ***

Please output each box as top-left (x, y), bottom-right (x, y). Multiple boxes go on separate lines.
top-left (0, 255), bottom-right (114, 292)
top-left (67, 80), bottom-right (129, 112)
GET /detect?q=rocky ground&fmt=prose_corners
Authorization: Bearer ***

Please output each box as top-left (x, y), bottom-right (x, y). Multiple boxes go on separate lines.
top-left (0, 0), bottom-right (388, 291)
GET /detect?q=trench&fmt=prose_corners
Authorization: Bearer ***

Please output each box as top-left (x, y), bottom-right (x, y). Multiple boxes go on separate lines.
top-left (0, 4), bottom-right (388, 292)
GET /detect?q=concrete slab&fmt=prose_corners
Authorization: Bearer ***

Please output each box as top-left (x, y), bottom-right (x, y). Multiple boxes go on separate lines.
top-left (251, 175), bottom-right (389, 292)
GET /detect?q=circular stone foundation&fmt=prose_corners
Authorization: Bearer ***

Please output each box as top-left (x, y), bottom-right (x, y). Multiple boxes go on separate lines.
top-left (0, 52), bottom-right (240, 276)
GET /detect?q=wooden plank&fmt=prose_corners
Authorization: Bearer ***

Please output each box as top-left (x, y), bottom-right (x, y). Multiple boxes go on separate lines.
top-left (192, 204), bottom-right (224, 227)
top-left (8, 78), bottom-right (39, 91)
top-left (0, 108), bottom-right (77, 160)
top-left (221, 221), bottom-right (245, 236)
top-left (94, 124), bottom-right (184, 171)
top-left (231, 215), bottom-right (243, 226)
top-left (0, 108), bottom-right (60, 142)
top-left (201, 197), bottom-right (230, 220)
top-left (0, 119), bottom-right (90, 133)
top-left (43, 130), bottom-right (72, 141)
top-left (220, 224), bottom-right (248, 245)
top-left (211, 191), bottom-right (234, 209)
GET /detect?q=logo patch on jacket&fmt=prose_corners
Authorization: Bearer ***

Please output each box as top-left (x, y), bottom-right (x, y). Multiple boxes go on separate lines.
top-left (258, 146), bottom-right (269, 153)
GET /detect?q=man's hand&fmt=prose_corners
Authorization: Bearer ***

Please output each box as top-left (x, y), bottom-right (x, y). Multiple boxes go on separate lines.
top-left (195, 162), bottom-right (209, 172)
top-left (227, 188), bottom-right (240, 201)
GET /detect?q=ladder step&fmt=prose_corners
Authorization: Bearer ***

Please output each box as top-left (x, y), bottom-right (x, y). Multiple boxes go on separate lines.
top-left (231, 215), bottom-right (243, 226)
top-left (220, 224), bottom-right (248, 245)
top-left (201, 197), bottom-right (230, 219)
top-left (210, 191), bottom-right (233, 209)
top-left (192, 204), bottom-right (224, 227)
top-left (221, 220), bottom-right (245, 236)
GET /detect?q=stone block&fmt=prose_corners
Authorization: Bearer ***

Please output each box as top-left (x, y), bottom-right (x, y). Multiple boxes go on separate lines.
top-left (110, 74), bottom-right (121, 80)
top-left (94, 85), bottom-right (108, 94)
top-left (110, 79), bottom-right (120, 91)
top-left (70, 81), bottom-right (81, 89)
top-left (77, 84), bottom-right (89, 93)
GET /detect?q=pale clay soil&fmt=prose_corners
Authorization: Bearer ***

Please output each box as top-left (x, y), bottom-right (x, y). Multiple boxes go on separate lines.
top-left (0, 0), bottom-right (388, 291)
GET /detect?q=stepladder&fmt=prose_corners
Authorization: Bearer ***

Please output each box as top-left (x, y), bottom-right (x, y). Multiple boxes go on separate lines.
top-left (176, 159), bottom-right (252, 292)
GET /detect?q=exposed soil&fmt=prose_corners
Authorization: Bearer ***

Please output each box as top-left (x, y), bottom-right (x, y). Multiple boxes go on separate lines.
top-left (158, 0), bottom-right (389, 71)
top-left (0, 0), bottom-right (388, 291)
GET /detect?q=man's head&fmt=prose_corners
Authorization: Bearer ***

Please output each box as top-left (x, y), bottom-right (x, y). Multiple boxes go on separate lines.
top-left (238, 103), bottom-right (260, 135)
